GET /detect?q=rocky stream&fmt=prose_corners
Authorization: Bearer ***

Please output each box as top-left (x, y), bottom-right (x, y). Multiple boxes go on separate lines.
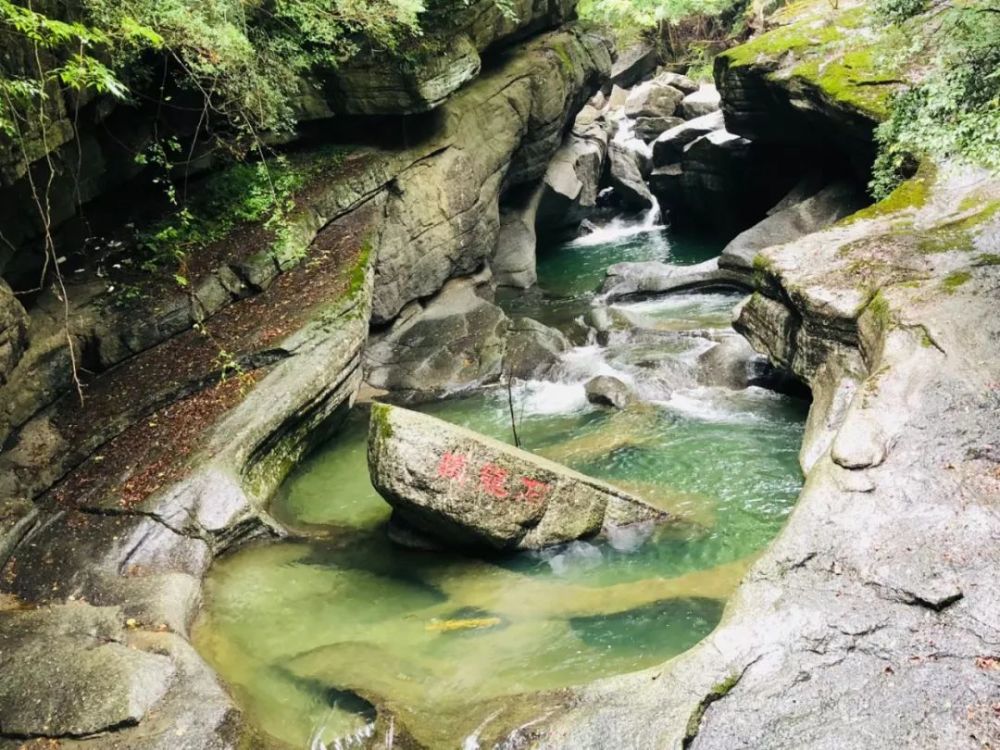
top-left (0, 0), bottom-right (998, 748)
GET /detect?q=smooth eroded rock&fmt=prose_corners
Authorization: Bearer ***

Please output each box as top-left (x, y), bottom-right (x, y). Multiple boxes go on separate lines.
top-left (368, 403), bottom-right (669, 551)
top-left (365, 274), bottom-right (508, 397)
top-left (0, 603), bottom-right (174, 737)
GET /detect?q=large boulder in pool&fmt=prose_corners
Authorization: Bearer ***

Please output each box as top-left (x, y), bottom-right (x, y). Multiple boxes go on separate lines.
top-left (368, 403), bottom-right (669, 552)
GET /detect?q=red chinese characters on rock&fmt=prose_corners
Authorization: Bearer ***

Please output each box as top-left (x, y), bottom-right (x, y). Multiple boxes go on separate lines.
top-left (517, 477), bottom-right (550, 503)
top-left (479, 463), bottom-right (510, 499)
top-left (436, 452), bottom-right (468, 480)
top-left (435, 451), bottom-right (550, 503)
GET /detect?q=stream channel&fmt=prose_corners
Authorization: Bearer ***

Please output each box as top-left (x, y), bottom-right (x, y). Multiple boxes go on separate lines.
top-left (192, 216), bottom-right (809, 749)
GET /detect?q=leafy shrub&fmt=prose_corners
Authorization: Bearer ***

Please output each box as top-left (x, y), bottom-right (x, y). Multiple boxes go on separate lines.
top-left (871, 0), bottom-right (926, 24)
top-left (870, 3), bottom-right (1000, 198)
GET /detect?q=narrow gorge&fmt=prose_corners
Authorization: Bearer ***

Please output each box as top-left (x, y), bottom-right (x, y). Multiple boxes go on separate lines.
top-left (0, 0), bottom-right (997, 748)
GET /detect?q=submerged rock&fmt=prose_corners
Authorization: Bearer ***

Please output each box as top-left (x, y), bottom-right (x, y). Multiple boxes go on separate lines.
top-left (585, 375), bottom-right (637, 409)
top-left (368, 403), bottom-right (669, 551)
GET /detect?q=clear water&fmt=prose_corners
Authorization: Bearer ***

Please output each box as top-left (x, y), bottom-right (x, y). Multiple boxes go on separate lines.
top-left (193, 226), bottom-right (807, 749)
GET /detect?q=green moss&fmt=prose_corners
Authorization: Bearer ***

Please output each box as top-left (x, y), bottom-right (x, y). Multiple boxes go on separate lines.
top-left (973, 253), bottom-right (1000, 267)
top-left (791, 47), bottom-right (898, 118)
top-left (867, 290), bottom-right (892, 329)
top-left (683, 673), bottom-right (741, 747)
top-left (918, 199), bottom-right (1000, 254)
top-left (841, 165), bottom-right (935, 225)
top-left (941, 270), bottom-right (971, 293)
top-left (551, 41), bottom-right (575, 77)
top-left (710, 674), bottom-right (740, 696)
top-left (370, 402), bottom-right (394, 443)
top-left (346, 237), bottom-right (374, 301)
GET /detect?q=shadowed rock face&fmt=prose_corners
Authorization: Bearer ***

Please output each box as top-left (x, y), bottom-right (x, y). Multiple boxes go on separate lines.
top-left (368, 403), bottom-right (669, 552)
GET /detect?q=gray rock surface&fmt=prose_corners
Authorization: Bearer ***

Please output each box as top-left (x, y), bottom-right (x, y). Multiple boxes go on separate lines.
top-left (679, 83), bottom-right (721, 118)
top-left (696, 335), bottom-right (771, 389)
top-left (584, 375), bottom-right (636, 409)
top-left (624, 81), bottom-right (685, 119)
top-left (719, 179), bottom-right (867, 272)
top-left (610, 44), bottom-right (659, 88)
top-left (0, 280), bottom-right (26, 385)
top-left (607, 142), bottom-right (656, 211)
top-left (371, 26), bottom-right (612, 322)
top-left (505, 316), bottom-right (571, 379)
top-left (494, 183), bottom-right (544, 288)
top-left (365, 274), bottom-right (508, 397)
top-left (0, 603), bottom-right (173, 737)
top-left (601, 259), bottom-right (748, 301)
top-left (505, 164), bottom-right (1000, 750)
top-left (633, 115), bottom-right (685, 143)
top-left (651, 110), bottom-right (724, 167)
top-left (536, 105), bottom-right (611, 236)
top-left (368, 403), bottom-right (669, 551)
top-left (656, 71), bottom-right (698, 94)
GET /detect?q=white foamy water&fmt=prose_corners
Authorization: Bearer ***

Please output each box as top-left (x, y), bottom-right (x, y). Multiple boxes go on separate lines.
top-left (659, 386), bottom-right (787, 424)
top-left (570, 212), bottom-right (664, 247)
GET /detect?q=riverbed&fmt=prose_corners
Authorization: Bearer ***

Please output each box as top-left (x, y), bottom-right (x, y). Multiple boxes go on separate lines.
top-left (193, 218), bottom-right (807, 748)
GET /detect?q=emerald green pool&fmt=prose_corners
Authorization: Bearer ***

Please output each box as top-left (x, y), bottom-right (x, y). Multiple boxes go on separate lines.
top-left (193, 225), bottom-right (807, 748)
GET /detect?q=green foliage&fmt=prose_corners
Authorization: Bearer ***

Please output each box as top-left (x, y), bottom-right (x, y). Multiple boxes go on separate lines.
top-left (870, 2), bottom-right (1000, 199)
top-left (871, 0), bottom-right (925, 24)
top-left (138, 157), bottom-right (305, 277)
top-left (579, 0), bottom-right (743, 39)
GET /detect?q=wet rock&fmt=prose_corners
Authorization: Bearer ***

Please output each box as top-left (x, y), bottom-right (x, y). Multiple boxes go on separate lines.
top-left (680, 84), bottom-right (721, 118)
top-left (368, 403), bottom-right (669, 551)
top-left (651, 111), bottom-right (725, 167)
top-left (610, 44), bottom-right (660, 88)
top-left (504, 316), bottom-right (571, 380)
top-left (601, 259), bottom-right (747, 302)
top-left (365, 274), bottom-right (508, 398)
top-left (624, 81), bottom-right (685, 120)
top-left (0, 603), bottom-right (173, 737)
top-left (0, 279), bottom-right (27, 385)
top-left (634, 115), bottom-right (686, 143)
top-left (536, 111), bottom-right (611, 236)
top-left (607, 142), bottom-right (655, 211)
top-left (648, 163), bottom-right (685, 208)
top-left (585, 375), bottom-right (637, 409)
top-left (494, 183), bottom-right (544, 288)
top-left (696, 336), bottom-right (774, 389)
top-left (720, 179), bottom-right (868, 272)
